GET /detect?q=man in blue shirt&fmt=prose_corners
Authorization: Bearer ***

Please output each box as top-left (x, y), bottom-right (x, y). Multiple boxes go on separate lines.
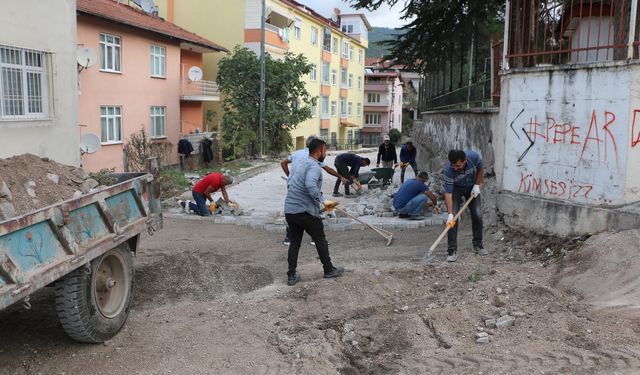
top-left (399, 141), bottom-right (418, 183)
top-left (443, 149), bottom-right (487, 262)
top-left (284, 138), bottom-right (344, 286)
top-left (332, 153), bottom-right (371, 197)
top-left (393, 171), bottom-right (439, 220)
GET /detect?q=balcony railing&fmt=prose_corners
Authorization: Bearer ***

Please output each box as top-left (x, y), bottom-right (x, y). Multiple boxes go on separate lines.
top-left (181, 80), bottom-right (220, 101)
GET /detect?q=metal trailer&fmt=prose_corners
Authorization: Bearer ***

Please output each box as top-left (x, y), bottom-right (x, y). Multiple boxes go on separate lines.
top-left (0, 161), bottom-right (163, 343)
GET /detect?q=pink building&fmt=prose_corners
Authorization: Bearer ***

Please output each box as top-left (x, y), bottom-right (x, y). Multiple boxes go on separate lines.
top-left (76, 0), bottom-right (227, 172)
top-left (362, 72), bottom-right (403, 146)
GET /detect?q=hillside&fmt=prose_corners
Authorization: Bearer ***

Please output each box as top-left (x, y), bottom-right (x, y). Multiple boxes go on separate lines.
top-left (367, 27), bottom-right (403, 58)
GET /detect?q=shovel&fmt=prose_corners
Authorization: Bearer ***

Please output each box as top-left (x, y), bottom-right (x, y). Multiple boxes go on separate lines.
top-left (419, 195), bottom-right (476, 263)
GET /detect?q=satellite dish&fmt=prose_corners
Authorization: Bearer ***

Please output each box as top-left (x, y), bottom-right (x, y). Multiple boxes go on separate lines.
top-left (79, 133), bottom-right (102, 154)
top-left (140, 0), bottom-right (156, 14)
top-left (77, 47), bottom-right (97, 69)
top-left (188, 66), bottom-right (203, 81)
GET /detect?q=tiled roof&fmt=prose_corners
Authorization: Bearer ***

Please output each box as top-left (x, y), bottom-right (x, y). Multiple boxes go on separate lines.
top-left (76, 0), bottom-right (228, 52)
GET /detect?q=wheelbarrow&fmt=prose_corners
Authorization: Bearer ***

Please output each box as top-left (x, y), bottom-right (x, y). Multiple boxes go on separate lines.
top-left (368, 168), bottom-right (395, 189)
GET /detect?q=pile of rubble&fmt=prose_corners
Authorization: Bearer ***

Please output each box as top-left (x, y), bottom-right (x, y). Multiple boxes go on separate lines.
top-left (340, 187), bottom-right (396, 217)
top-left (0, 154), bottom-right (102, 220)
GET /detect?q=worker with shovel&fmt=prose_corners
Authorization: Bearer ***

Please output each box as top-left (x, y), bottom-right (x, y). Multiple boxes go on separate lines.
top-left (284, 138), bottom-right (344, 286)
top-left (443, 149), bottom-right (487, 262)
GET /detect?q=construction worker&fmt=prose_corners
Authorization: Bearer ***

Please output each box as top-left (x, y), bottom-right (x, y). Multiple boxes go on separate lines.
top-left (284, 138), bottom-right (344, 286)
top-left (281, 136), bottom-right (348, 245)
top-left (393, 171), bottom-right (439, 220)
top-left (180, 172), bottom-right (234, 216)
top-left (443, 149), bottom-right (487, 262)
top-left (399, 141), bottom-right (418, 183)
top-left (332, 153), bottom-right (371, 197)
top-left (376, 134), bottom-right (398, 168)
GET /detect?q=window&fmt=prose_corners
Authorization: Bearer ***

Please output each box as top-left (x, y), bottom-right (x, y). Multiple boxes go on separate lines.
top-left (321, 96), bottom-right (329, 119)
top-left (100, 106), bottom-right (122, 143)
top-left (331, 131), bottom-right (337, 146)
top-left (0, 45), bottom-right (50, 119)
top-left (341, 67), bottom-right (348, 88)
top-left (365, 113), bottom-right (382, 125)
top-left (311, 26), bottom-right (318, 46)
top-left (331, 69), bottom-right (337, 86)
top-left (322, 27), bottom-right (332, 52)
top-left (293, 18), bottom-right (301, 39)
top-left (341, 23), bottom-right (354, 33)
top-left (150, 45), bottom-right (165, 77)
top-left (357, 103), bottom-right (361, 116)
top-left (331, 37), bottom-right (338, 54)
top-left (357, 76), bottom-right (362, 89)
top-left (349, 46), bottom-right (354, 61)
top-left (310, 64), bottom-right (317, 81)
top-left (347, 130), bottom-right (353, 145)
top-left (310, 101), bottom-right (317, 118)
top-left (340, 97), bottom-right (347, 117)
top-left (321, 62), bottom-right (330, 84)
top-left (150, 106), bottom-right (166, 138)
top-left (348, 102), bottom-right (353, 117)
top-left (331, 101), bottom-right (337, 117)
top-left (320, 128), bottom-right (329, 141)
top-left (99, 33), bottom-right (121, 72)
top-left (348, 74), bottom-right (353, 88)
top-left (358, 49), bottom-right (363, 64)
top-left (367, 92), bottom-right (381, 103)
top-left (341, 40), bottom-right (349, 59)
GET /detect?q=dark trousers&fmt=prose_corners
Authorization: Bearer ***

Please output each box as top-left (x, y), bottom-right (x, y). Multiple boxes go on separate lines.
top-left (285, 213), bottom-right (333, 276)
top-left (333, 160), bottom-right (353, 195)
top-left (447, 188), bottom-right (483, 255)
top-left (188, 191), bottom-right (211, 216)
top-left (400, 161), bottom-right (418, 183)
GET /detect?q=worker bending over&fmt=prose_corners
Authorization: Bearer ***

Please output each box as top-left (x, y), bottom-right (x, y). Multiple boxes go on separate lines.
top-left (180, 172), bottom-right (234, 216)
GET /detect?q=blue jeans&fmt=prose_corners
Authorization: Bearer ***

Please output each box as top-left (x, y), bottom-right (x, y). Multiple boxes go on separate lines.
top-left (400, 161), bottom-right (418, 183)
top-left (395, 194), bottom-right (427, 217)
top-left (189, 191), bottom-right (211, 216)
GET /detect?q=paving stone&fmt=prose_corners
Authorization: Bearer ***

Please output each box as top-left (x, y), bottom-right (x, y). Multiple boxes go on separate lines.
top-left (46, 173), bottom-right (59, 184)
top-left (495, 315), bottom-right (515, 329)
top-left (0, 181), bottom-right (12, 201)
top-left (485, 319), bottom-right (497, 329)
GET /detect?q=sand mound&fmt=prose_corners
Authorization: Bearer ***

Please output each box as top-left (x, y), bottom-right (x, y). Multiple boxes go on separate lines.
top-left (556, 229), bottom-right (640, 310)
top-left (0, 154), bottom-right (99, 219)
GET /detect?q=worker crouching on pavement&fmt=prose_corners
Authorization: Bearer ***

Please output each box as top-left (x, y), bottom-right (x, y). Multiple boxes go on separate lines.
top-left (180, 172), bottom-right (234, 216)
top-left (443, 149), bottom-right (487, 262)
top-left (393, 171), bottom-right (439, 220)
top-left (284, 138), bottom-right (344, 286)
top-left (333, 153), bottom-right (371, 198)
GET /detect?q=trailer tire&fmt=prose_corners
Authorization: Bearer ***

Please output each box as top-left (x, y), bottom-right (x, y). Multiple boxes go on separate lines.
top-left (54, 243), bottom-right (134, 343)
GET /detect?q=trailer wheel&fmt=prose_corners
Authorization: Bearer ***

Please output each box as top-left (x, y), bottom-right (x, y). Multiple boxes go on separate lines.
top-left (54, 243), bottom-right (134, 343)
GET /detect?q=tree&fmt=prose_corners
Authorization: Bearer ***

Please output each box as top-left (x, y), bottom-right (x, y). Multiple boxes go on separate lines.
top-left (347, 0), bottom-right (504, 73)
top-left (217, 46), bottom-right (316, 159)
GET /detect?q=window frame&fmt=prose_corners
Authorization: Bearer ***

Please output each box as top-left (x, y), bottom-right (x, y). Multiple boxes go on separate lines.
top-left (340, 97), bottom-right (347, 117)
top-left (340, 67), bottom-right (348, 88)
top-left (357, 103), bottom-right (362, 117)
top-left (99, 33), bottom-right (121, 73)
top-left (367, 92), bottom-right (381, 103)
top-left (321, 61), bottom-right (330, 85)
top-left (293, 18), bottom-right (302, 40)
top-left (348, 102), bottom-right (353, 117)
top-left (331, 37), bottom-right (338, 54)
top-left (357, 76), bottom-right (362, 90)
top-left (150, 106), bottom-right (166, 138)
top-left (150, 44), bottom-right (166, 78)
top-left (331, 69), bottom-right (337, 86)
top-left (321, 95), bottom-right (330, 119)
top-left (330, 100), bottom-right (337, 117)
top-left (310, 26), bottom-right (318, 47)
top-left (310, 64), bottom-right (317, 81)
top-left (341, 40), bottom-right (350, 59)
top-left (100, 105), bottom-right (123, 144)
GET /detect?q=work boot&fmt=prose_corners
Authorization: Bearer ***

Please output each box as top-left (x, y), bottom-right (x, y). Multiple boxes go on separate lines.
top-left (344, 194), bottom-right (357, 199)
top-left (283, 237), bottom-right (290, 246)
top-left (398, 213), bottom-right (410, 219)
top-left (474, 246), bottom-right (488, 256)
top-left (287, 272), bottom-right (300, 286)
top-left (446, 253), bottom-right (458, 262)
top-left (324, 266), bottom-right (344, 279)
top-left (333, 192), bottom-right (344, 197)
top-left (410, 215), bottom-right (424, 221)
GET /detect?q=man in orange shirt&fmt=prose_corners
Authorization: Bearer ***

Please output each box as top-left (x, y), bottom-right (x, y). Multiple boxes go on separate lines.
top-left (180, 172), bottom-right (234, 216)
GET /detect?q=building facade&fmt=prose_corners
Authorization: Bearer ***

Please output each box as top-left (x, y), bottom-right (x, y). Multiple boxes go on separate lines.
top-left (0, 0), bottom-right (79, 166)
top-left (362, 72), bottom-right (402, 146)
top-left (156, 0), bottom-right (370, 150)
top-left (76, 0), bottom-right (226, 172)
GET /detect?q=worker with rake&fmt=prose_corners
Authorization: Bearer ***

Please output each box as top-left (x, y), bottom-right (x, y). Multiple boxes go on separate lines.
top-left (443, 149), bottom-right (487, 262)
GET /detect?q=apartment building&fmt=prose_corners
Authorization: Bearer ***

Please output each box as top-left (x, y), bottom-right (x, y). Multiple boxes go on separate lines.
top-left (156, 0), bottom-right (371, 150)
top-left (362, 72), bottom-right (403, 146)
top-left (0, 0), bottom-right (79, 166)
top-left (76, 0), bottom-right (227, 172)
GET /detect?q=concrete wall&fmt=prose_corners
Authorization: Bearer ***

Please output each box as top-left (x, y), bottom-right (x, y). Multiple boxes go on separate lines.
top-left (0, 0), bottom-right (79, 166)
top-left (77, 15), bottom-right (182, 172)
top-left (501, 63), bottom-right (640, 206)
top-left (412, 108), bottom-right (499, 174)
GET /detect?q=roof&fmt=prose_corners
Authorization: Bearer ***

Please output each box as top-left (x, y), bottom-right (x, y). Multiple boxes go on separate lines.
top-left (338, 13), bottom-right (373, 31)
top-left (366, 72), bottom-right (400, 78)
top-left (76, 0), bottom-right (228, 53)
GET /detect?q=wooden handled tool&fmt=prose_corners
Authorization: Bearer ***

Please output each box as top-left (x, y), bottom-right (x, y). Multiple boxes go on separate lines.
top-left (334, 207), bottom-right (393, 246)
top-left (420, 195), bottom-right (475, 262)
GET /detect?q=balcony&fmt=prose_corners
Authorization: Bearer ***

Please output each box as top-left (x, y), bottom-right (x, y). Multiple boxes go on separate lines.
top-left (181, 80), bottom-right (220, 102)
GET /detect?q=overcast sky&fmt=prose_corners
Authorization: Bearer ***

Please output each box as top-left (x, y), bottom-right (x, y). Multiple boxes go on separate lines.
top-left (297, 0), bottom-right (409, 29)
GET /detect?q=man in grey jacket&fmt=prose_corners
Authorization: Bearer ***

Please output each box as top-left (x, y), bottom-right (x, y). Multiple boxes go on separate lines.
top-left (284, 138), bottom-right (344, 286)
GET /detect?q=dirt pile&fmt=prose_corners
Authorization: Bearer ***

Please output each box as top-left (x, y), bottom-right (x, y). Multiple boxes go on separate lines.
top-left (555, 229), bottom-right (640, 310)
top-left (0, 154), bottom-right (100, 219)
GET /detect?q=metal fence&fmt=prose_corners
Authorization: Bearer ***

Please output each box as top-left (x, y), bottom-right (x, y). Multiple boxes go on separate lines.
top-left (503, 0), bottom-right (640, 68)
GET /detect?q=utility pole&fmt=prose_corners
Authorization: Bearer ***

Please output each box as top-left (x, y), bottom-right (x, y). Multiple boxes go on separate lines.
top-left (259, 0), bottom-right (266, 157)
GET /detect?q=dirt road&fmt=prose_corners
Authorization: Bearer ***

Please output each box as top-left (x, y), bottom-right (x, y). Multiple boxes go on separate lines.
top-left (1, 218), bottom-right (639, 374)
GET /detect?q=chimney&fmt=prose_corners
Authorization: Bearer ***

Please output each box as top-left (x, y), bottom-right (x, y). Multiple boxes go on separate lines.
top-left (333, 7), bottom-right (341, 23)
